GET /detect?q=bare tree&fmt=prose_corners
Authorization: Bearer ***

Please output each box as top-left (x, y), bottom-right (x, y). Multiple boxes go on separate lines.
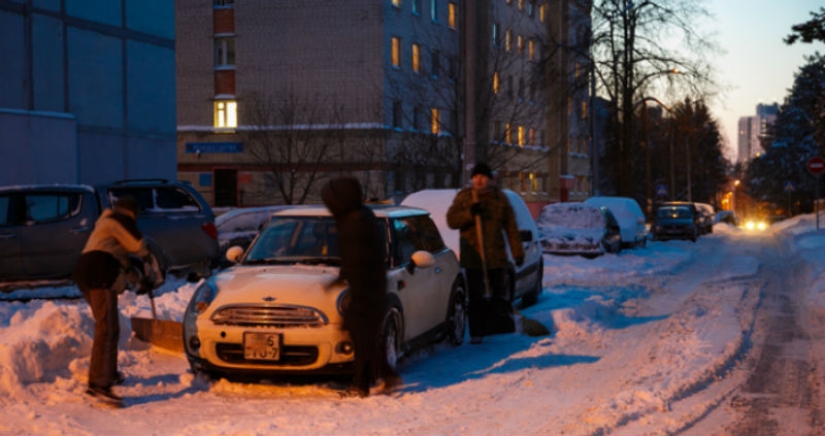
top-left (245, 93), bottom-right (346, 204)
top-left (591, 0), bottom-right (719, 197)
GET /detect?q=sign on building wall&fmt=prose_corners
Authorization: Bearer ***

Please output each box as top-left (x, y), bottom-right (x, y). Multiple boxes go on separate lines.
top-left (185, 142), bottom-right (244, 154)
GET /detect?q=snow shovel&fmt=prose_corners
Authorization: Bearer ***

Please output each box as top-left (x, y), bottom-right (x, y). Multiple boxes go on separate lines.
top-left (472, 190), bottom-right (549, 338)
top-left (130, 287), bottom-right (184, 352)
top-left (129, 253), bottom-right (184, 352)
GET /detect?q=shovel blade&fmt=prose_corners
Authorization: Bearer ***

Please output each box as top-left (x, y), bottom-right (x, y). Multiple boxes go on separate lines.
top-left (130, 317), bottom-right (184, 352)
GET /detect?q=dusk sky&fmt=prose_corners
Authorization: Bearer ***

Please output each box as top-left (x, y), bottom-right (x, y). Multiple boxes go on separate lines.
top-left (703, 0), bottom-right (822, 160)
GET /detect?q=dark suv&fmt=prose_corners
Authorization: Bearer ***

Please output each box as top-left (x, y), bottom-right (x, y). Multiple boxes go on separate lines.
top-left (0, 180), bottom-right (220, 289)
top-left (651, 202), bottom-right (699, 242)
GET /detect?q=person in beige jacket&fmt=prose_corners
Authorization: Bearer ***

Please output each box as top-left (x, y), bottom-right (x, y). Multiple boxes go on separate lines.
top-left (73, 197), bottom-right (149, 407)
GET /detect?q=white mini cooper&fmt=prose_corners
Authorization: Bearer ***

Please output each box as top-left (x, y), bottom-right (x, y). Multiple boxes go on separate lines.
top-left (183, 204), bottom-right (467, 379)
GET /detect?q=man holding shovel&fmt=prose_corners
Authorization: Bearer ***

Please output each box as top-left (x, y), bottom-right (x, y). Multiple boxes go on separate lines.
top-left (73, 197), bottom-right (152, 407)
top-left (447, 163), bottom-right (524, 344)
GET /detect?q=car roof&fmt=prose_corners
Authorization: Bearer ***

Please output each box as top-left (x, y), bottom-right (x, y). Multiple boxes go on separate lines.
top-left (0, 183), bottom-right (95, 194)
top-left (272, 203), bottom-right (430, 219)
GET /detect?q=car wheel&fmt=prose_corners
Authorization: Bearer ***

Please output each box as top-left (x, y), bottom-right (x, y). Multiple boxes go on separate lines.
top-left (521, 258), bottom-right (542, 308)
top-left (380, 307), bottom-right (403, 371)
top-left (444, 280), bottom-right (467, 346)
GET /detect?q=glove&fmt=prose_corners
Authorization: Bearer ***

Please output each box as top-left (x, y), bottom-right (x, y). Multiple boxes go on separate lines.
top-left (471, 202), bottom-right (483, 216)
top-left (514, 255), bottom-right (524, 267)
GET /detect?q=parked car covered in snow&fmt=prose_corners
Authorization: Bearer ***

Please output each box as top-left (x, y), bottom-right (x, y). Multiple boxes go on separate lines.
top-left (402, 188), bottom-right (543, 307)
top-left (183, 204), bottom-right (467, 380)
top-left (536, 202), bottom-right (622, 258)
top-left (583, 196), bottom-right (648, 248)
top-left (694, 202), bottom-right (715, 234)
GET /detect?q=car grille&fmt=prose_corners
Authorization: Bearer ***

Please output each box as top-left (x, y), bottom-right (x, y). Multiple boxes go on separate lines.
top-left (215, 343), bottom-right (319, 366)
top-left (211, 304), bottom-right (328, 328)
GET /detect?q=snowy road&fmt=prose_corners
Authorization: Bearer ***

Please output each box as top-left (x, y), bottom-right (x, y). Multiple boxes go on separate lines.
top-left (2, 218), bottom-right (825, 435)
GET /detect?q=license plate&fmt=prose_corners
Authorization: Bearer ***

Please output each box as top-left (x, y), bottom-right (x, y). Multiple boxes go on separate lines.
top-left (243, 332), bottom-right (281, 361)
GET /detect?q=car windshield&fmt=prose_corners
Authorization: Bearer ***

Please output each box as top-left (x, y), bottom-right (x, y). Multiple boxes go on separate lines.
top-left (244, 216), bottom-right (340, 266)
top-left (658, 207), bottom-right (692, 219)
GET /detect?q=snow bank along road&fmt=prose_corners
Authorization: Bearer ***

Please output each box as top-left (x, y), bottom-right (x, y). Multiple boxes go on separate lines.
top-left (0, 222), bottom-right (822, 435)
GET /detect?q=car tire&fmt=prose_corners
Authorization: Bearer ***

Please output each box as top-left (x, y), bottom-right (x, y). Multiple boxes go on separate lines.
top-left (521, 257), bottom-right (542, 308)
top-left (444, 279), bottom-right (467, 346)
top-left (380, 307), bottom-right (403, 371)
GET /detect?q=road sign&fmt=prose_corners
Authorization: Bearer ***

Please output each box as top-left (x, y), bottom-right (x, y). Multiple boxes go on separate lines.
top-left (807, 156), bottom-right (825, 176)
top-left (655, 184), bottom-right (668, 196)
top-left (784, 180), bottom-right (796, 193)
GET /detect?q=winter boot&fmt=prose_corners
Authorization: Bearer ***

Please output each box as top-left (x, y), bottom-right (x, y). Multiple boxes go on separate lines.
top-left (86, 385), bottom-right (124, 407)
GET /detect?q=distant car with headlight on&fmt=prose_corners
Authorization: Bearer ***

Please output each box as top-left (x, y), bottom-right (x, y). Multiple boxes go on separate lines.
top-left (183, 204), bottom-right (467, 380)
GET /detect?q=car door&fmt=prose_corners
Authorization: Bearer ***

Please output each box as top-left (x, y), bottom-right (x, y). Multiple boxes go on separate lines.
top-left (389, 216), bottom-right (449, 340)
top-left (16, 190), bottom-right (96, 279)
top-left (0, 193), bottom-right (25, 281)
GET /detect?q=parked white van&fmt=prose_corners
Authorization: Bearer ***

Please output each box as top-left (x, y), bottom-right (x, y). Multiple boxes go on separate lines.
top-left (583, 196), bottom-right (648, 248)
top-left (402, 189), bottom-right (543, 307)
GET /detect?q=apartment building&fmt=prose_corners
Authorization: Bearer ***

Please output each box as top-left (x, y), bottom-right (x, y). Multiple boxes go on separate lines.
top-left (0, 0), bottom-right (176, 185)
top-left (737, 103), bottom-right (778, 164)
top-left (177, 0), bottom-right (586, 211)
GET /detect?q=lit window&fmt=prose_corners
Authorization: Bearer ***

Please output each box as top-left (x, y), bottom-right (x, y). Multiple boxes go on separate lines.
top-left (412, 43), bottom-right (421, 73)
top-left (518, 0), bottom-right (524, 11)
top-left (530, 173), bottom-right (537, 191)
top-left (392, 0), bottom-right (401, 8)
top-left (581, 101), bottom-right (588, 119)
top-left (539, 3), bottom-right (546, 21)
top-left (528, 39), bottom-right (535, 60)
top-left (430, 0), bottom-right (438, 22)
top-left (518, 125), bottom-right (526, 146)
top-left (506, 0), bottom-right (513, 5)
top-left (392, 37), bottom-right (401, 68)
top-left (431, 108), bottom-right (440, 134)
top-left (505, 123), bottom-right (512, 144)
top-left (529, 128), bottom-right (535, 145)
top-left (517, 35), bottom-right (524, 55)
top-left (215, 37), bottom-right (235, 68)
top-left (505, 30), bottom-right (512, 51)
top-left (214, 100), bottom-right (237, 128)
top-left (493, 71), bottom-right (500, 94)
top-left (448, 3), bottom-right (457, 28)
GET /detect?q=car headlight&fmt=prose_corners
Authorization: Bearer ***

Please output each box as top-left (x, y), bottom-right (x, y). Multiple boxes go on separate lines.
top-left (336, 288), bottom-right (351, 317)
top-left (188, 280), bottom-right (217, 315)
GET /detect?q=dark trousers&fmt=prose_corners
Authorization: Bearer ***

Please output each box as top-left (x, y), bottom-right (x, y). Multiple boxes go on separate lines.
top-left (349, 319), bottom-right (397, 394)
top-left (465, 268), bottom-right (513, 337)
top-left (82, 288), bottom-right (120, 389)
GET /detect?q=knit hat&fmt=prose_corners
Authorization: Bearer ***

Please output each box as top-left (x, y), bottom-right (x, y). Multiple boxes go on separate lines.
top-left (471, 162), bottom-right (494, 179)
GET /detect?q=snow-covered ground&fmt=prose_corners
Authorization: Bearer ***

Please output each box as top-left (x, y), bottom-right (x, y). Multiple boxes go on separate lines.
top-left (1, 214), bottom-right (824, 434)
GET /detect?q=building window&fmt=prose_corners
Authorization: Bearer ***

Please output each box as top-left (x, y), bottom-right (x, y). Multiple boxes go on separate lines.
top-left (412, 43), bottom-right (421, 73)
top-left (529, 127), bottom-right (535, 145)
top-left (517, 34), bottom-right (524, 55)
top-left (412, 0), bottom-right (421, 14)
top-left (518, 0), bottom-right (524, 11)
top-left (430, 50), bottom-right (440, 77)
top-left (539, 3), bottom-right (546, 21)
top-left (448, 3), bottom-right (457, 28)
top-left (392, 101), bottom-right (403, 128)
top-left (214, 0), bottom-right (234, 7)
top-left (507, 76), bottom-right (513, 98)
top-left (505, 123), bottom-right (512, 144)
top-left (392, 0), bottom-right (401, 8)
top-left (527, 0), bottom-right (535, 17)
top-left (215, 37), bottom-right (235, 68)
top-left (505, 30), bottom-right (512, 51)
top-left (448, 56), bottom-right (458, 80)
top-left (581, 101), bottom-right (588, 119)
top-left (392, 37), bottom-right (401, 68)
top-left (492, 23), bottom-right (500, 47)
top-left (518, 78), bottom-right (525, 100)
top-left (540, 130), bottom-right (546, 148)
top-left (492, 71), bottom-right (500, 94)
top-left (530, 173), bottom-right (538, 191)
top-left (518, 125), bottom-right (526, 146)
top-left (493, 121), bottom-right (502, 140)
top-left (214, 100), bottom-right (237, 128)
top-left (430, 0), bottom-right (438, 22)
top-left (528, 39), bottom-right (536, 60)
top-left (431, 108), bottom-right (440, 134)
top-left (413, 106), bottom-right (420, 130)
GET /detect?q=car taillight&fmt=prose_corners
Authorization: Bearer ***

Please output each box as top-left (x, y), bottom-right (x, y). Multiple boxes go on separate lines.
top-left (202, 222), bottom-right (218, 239)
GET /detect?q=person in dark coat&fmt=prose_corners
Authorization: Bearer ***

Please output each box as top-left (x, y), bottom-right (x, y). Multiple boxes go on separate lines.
top-left (446, 163), bottom-right (524, 344)
top-left (321, 176), bottom-right (400, 397)
top-left (74, 197), bottom-right (149, 407)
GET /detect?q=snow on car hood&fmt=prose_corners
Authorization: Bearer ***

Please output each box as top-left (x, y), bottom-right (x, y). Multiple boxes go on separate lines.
top-left (208, 264), bottom-right (344, 322)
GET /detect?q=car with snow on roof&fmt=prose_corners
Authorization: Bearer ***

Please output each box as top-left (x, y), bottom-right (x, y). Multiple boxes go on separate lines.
top-left (182, 204), bottom-right (467, 380)
top-left (536, 202), bottom-right (623, 258)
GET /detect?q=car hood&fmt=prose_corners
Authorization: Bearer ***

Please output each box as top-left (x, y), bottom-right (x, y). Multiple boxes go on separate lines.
top-left (539, 227), bottom-right (603, 246)
top-left (209, 264), bottom-right (344, 322)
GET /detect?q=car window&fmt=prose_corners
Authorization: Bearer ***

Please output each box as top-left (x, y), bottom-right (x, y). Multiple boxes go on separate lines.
top-left (246, 217), bottom-right (338, 261)
top-left (392, 215), bottom-right (445, 264)
top-left (0, 195), bottom-right (9, 226)
top-left (658, 207), bottom-right (692, 219)
top-left (155, 187), bottom-right (201, 212)
top-left (107, 188), bottom-right (153, 213)
top-left (23, 193), bottom-right (82, 224)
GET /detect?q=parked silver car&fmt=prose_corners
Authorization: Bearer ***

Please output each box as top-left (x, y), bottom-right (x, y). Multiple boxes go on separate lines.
top-left (0, 180), bottom-right (220, 289)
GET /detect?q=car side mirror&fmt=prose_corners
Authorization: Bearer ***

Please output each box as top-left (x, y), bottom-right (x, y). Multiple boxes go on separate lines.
top-left (406, 250), bottom-right (435, 274)
top-left (519, 230), bottom-right (533, 242)
top-left (226, 246), bottom-right (244, 264)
